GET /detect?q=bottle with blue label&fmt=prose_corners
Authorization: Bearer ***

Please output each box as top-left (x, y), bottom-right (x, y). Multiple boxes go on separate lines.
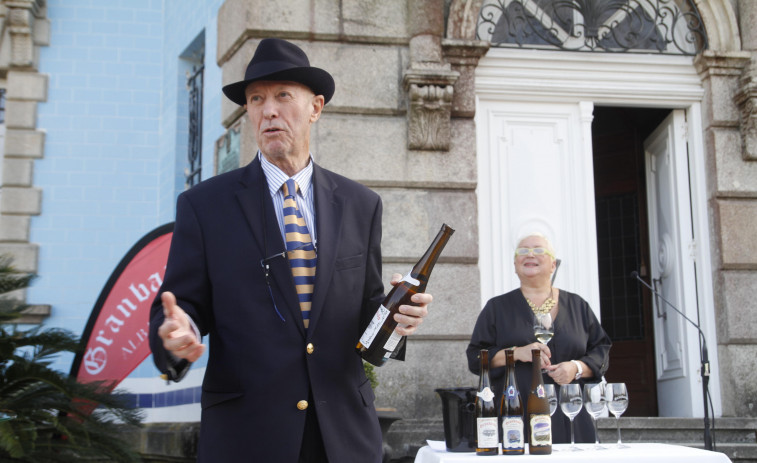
top-left (500, 349), bottom-right (524, 455)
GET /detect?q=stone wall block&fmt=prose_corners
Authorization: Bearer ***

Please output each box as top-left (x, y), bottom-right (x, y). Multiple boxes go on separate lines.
top-left (0, 215), bottom-right (31, 242)
top-left (33, 17), bottom-right (50, 46)
top-left (318, 42), bottom-right (406, 110)
top-left (718, 345), bottom-right (757, 417)
top-left (382, 263), bottom-right (480, 335)
top-left (721, 271), bottom-right (757, 342)
top-left (716, 199), bottom-right (757, 268)
top-left (2, 158), bottom-right (34, 186)
top-left (0, 187), bottom-right (42, 215)
top-left (222, 41), bottom-right (407, 125)
top-left (706, 72), bottom-right (742, 125)
top-left (4, 128), bottom-right (45, 157)
top-left (216, 0), bottom-right (341, 65)
top-left (0, 243), bottom-right (38, 273)
top-left (377, 188), bottom-right (477, 260)
top-left (342, 0), bottom-right (408, 41)
top-left (739, 0), bottom-right (757, 51)
top-left (707, 128), bottom-right (757, 194)
top-left (373, 339), bottom-right (474, 417)
top-left (315, 115), bottom-right (476, 185)
top-left (407, 0), bottom-right (444, 37)
top-left (4, 100), bottom-right (37, 129)
top-left (7, 71), bottom-right (48, 101)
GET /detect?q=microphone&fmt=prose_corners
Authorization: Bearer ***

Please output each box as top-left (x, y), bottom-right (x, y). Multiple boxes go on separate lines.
top-left (629, 271), bottom-right (701, 330)
top-left (629, 270), bottom-right (713, 450)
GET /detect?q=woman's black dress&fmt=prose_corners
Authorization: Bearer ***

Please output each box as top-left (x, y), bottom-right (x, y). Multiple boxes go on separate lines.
top-left (466, 289), bottom-right (612, 444)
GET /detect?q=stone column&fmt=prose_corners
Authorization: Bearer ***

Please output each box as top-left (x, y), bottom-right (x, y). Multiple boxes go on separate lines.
top-left (0, 0), bottom-right (50, 320)
top-left (403, 0), bottom-right (459, 150)
top-left (694, 50), bottom-right (757, 417)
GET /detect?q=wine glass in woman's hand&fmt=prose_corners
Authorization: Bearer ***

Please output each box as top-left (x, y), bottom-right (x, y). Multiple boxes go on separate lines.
top-left (533, 313), bottom-right (554, 346)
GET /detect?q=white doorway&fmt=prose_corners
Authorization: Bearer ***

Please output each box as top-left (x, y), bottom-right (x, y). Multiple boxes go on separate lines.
top-left (475, 48), bottom-right (720, 417)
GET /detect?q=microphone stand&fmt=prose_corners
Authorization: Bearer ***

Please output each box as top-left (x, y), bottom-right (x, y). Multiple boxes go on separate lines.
top-left (630, 271), bottom-right (712, 451)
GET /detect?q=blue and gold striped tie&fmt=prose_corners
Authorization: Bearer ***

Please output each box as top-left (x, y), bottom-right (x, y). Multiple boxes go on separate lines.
top-left (282, 179), bottom-right (316, 330)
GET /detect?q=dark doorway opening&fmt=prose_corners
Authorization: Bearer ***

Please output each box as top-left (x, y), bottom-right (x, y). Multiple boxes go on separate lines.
top-left (591, 106), bottom-right (669, 417)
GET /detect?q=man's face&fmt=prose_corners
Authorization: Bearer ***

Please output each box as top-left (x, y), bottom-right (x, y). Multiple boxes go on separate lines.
top-left (244, 80), bottom-right (324, 163)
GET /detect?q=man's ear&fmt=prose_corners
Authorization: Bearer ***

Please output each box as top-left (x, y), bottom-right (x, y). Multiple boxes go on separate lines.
top-left (310, 95), bottom-right (325, 122)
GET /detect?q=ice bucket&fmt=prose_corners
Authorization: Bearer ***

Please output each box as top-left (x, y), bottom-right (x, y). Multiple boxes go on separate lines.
top-left (435, 387), bottom-right (477, 452)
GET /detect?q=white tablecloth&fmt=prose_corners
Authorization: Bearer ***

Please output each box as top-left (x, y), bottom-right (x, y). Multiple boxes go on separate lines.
top-left (414, 442), bottom-right (732, 463)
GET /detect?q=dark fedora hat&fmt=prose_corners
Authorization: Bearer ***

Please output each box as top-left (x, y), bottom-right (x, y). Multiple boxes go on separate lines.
top-left (222, 38), bottom-right (335, 106)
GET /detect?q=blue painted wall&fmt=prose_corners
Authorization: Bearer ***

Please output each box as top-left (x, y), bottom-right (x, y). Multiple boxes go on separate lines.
top-left (30, 0), bottom-right (224, 387)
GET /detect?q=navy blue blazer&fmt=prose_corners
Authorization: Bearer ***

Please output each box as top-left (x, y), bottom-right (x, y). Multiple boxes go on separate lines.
top-left (149, 157), bottom-right (386, 462)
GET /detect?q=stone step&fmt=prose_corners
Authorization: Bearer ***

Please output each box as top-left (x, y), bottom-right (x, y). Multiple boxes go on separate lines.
top-left (597, 417), bottom-right (757, 445)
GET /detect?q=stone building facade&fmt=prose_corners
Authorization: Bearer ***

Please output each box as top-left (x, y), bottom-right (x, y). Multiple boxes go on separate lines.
top-left (1, 0), bottom-right (757, 459)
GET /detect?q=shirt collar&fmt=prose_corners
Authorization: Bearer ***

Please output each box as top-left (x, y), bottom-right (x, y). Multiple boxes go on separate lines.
top-left (259, 151), bottom-right (314, 199)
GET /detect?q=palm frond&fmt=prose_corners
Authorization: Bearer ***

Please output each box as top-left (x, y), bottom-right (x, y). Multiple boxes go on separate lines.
top-left (0, 254), bottom-right (144, 462)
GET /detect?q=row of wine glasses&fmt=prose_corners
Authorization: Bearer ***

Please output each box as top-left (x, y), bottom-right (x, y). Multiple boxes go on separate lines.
top-left (557, 382), bottom-right (629, 451)
top-left (532, 313), bottom-right (630, 450)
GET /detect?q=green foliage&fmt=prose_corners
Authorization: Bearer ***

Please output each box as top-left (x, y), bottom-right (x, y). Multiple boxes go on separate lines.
top-left (0, 255), bottom-right (143, 462)
top-left (363, 361), bottom-right (379, 390)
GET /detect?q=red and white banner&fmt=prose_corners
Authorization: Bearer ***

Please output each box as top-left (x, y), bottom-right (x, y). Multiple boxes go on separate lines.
top-left (71, 223), bottom-right (173, 388)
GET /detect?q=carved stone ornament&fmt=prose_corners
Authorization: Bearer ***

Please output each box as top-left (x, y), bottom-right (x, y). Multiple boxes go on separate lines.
top-left (734, 60), bottom-right (757, 162)
top-left (403, 65), bottom-right (459, 151)
top-left (5, 0), bottom-right (44, 68)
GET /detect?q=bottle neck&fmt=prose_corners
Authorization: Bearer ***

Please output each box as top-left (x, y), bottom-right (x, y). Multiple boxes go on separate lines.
top-left (531, 349), bottom-right (542, 383)
top-left (410, 224), bottom-right (454, 284)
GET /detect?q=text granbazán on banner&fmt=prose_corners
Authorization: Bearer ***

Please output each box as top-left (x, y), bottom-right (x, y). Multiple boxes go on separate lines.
top-left (70, 223), bottom-right (174, 389)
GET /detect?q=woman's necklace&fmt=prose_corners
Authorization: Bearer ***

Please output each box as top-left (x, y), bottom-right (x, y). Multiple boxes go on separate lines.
top-left (524, 287), bottom-right (556, 315)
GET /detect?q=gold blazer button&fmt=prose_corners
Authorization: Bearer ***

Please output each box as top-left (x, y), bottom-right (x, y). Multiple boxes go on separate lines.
top-left (306, 343), bottom-right (314, 354)
top-left (297, 400), bottom-right (309, 410)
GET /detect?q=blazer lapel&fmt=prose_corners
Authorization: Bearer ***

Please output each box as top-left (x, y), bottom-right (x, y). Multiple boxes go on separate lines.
top-left (235, 158), bottom-right (306, 338)
top-left (308, 164), bottom-right (343, 335)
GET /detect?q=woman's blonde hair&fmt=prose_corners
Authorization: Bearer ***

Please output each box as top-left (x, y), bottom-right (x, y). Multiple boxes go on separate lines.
top-left (514, 232), bottom-right (556, 260)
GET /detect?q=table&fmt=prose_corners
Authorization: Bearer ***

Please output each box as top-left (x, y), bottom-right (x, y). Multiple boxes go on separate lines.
top-left (414, 442), bottom-right (732, 463)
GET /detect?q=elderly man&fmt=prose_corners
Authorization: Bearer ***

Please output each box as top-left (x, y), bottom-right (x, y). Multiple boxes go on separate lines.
top-left (149, 38), bottom-right (432, 462)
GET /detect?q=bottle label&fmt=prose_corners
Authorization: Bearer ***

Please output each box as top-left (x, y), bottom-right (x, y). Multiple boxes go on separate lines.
top-left (476, 417), bottom-right (499, 448)
top-left (536, 384), bottom-right (545, 398)
top-left (506, 385), bottom-right (517, 398)
top-left (400, 272), bottom-right (420, 286)
top-left (382, 329), bottom-right (403, 352)
top-left (529, 414), bottom-right (552, 447)
top-left (359, 304), bottom-right (390, 349)
top-left (502, 416), bottom-right (524, 450)
top-left (477, 386), bottom-right (494, 402)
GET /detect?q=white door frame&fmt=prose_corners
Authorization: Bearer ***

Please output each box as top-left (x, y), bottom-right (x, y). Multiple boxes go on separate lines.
top-left (475, 47), bottom-right (721, 417)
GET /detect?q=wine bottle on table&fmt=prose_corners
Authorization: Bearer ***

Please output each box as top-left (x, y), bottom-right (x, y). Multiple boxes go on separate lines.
top-left (356, 224), bottom-right (455, 366)
top-left (500, 349), bottom-right (524, 455)
top-left (475, 349), bottom-right (499, 456)
top-left (527, 349), bottom-right (552, 455)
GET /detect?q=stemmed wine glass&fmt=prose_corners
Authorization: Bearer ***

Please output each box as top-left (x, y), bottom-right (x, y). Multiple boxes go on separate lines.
top-left (605, 383), bottom-right (630, 448)
top-left (533, 313), bottom-right (554, 372)
top-left (533, 313), bottom-right (554, 346)
top-left (559, 384), bottom-right (583, 451)
top-left (544, 384), bottom-right (557, 417)
top-left (583, 383), bottom-right (608, 450)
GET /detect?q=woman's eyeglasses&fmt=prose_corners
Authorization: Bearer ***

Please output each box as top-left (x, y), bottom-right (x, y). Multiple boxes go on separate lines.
top-left (514, 247), bottom-right (555, 259)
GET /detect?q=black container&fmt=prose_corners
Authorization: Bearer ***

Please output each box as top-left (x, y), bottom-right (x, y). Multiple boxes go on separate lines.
top-left (435, 387), bottom-right (477, 452)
